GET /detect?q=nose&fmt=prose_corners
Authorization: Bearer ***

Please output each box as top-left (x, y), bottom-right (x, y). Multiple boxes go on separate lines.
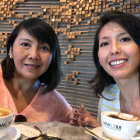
top-left (28, 48), bottom-right (40, 60)
top-left (110, 40), bottom-right (121, 55)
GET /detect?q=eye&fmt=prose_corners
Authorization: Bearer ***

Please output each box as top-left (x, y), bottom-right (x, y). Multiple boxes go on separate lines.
top-left (40, 45), bottom-right (50, 52)
top-left (120, 37), bottom-right (131, 42)
top-left (99, 42), bottom-right (109, 47)
top-left (21, 43), bottom-right (30, 48)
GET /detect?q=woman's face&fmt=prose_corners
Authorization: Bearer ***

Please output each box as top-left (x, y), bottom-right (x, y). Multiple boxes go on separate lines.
top-left (98, 22), bottom-right (140, 80)
top-left (10, 29), bottom-right (52, 80)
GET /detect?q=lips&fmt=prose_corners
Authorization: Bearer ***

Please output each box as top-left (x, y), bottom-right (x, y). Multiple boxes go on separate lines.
top-left (24, 63), bottom-right (40, 68)
top-left (109, 59), bottom-right (127, 66)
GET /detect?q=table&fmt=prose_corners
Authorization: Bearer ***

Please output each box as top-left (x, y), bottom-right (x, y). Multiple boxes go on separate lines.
top-left (17, 121), bottom-right (96, 140)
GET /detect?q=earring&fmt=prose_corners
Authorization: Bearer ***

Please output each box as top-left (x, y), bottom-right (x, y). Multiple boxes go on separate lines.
top-left (9, 54), bottom-right (12, 59)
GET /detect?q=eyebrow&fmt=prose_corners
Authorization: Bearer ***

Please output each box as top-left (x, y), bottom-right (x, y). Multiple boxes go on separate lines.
top-left (19, 38), bottom-right (32, 42)
top-left (100, 32), bottom-right (128, 40)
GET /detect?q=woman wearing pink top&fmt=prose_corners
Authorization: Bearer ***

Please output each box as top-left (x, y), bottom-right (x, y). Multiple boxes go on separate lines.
top-left (0, 18), bottom-right (72, 122)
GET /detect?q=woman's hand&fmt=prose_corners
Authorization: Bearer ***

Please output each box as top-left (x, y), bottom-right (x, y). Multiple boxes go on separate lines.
top-left (70, 105), bottom-right (100, 127)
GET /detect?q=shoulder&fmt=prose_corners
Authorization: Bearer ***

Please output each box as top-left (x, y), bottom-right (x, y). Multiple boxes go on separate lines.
top-left (104, 83), bottom-right (119, 92)
top-left (98, 84), bottom-right (120, 112)
top-left (46, 90), bottom-right (70, 105)
top-left (102, 84), bottom-right (120, 100)
top-left (49, 90), bottom-right (65, 98)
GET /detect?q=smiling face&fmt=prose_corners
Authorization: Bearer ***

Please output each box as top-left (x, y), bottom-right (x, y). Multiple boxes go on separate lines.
top-left (10, 29), bottom-right (52, 81)
top-left (98, 22), bottom-right (140, 80)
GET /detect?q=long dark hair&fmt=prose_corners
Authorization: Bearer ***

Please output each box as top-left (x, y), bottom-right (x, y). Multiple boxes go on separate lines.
top-left (2, 18), bottom-right (61, 92)
top-left (89, 11), bottom-right (140, 97)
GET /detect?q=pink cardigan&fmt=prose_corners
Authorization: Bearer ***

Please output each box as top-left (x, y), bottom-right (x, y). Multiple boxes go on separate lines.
top-left (0, 67), bottom-right (72, 122)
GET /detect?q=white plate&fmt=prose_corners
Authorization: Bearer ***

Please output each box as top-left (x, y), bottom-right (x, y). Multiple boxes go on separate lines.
top-left (85, 127), bottom-right (110, 140)
top-left (85, 127), bottom-right (140, 140)
top-left (2, 126), bottom-right (21, 140)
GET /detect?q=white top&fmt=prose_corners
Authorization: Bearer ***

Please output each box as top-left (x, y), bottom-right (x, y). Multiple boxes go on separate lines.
top-left (97, 84), bottom-right (120, 122)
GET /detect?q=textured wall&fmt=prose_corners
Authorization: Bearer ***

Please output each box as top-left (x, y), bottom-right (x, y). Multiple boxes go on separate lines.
top-left (0, 0), bottom-right (140, 117)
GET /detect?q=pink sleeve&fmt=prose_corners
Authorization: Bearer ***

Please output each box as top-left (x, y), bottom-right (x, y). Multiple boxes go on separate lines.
top-left (47, 90), bottom-right (73, 123)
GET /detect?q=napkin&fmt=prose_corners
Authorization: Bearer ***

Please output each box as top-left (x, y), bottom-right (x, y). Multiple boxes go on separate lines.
top-left (84, 127), bottom-right (110, 140)
top-left (12, 124), bottom-right (59, 138)
top-left (12, 124), bottom-right (41, 138)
